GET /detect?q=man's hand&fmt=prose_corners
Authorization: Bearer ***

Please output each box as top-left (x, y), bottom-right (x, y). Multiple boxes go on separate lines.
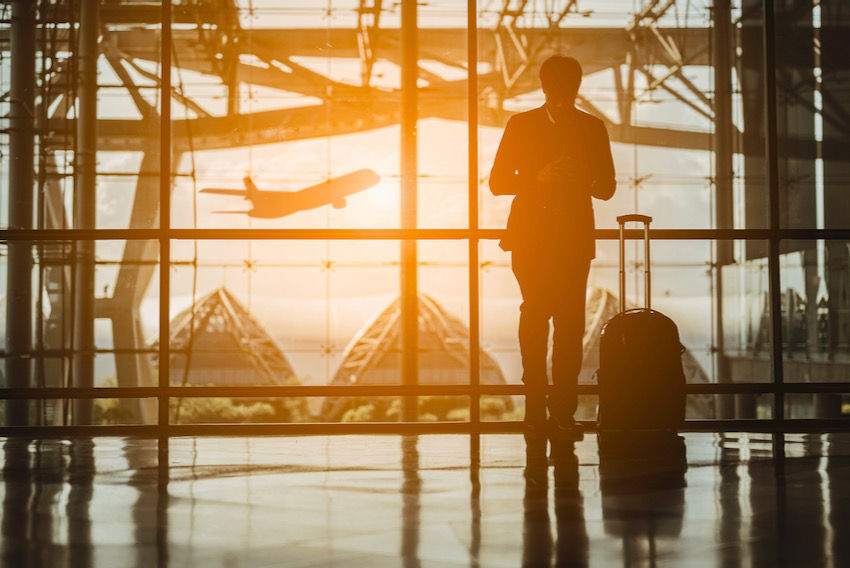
top-left (535, 156), bottom-right (580, 184)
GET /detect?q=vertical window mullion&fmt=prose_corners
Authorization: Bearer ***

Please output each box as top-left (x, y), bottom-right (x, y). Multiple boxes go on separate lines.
top-left (762, 0), bottom-right (784, 434)
top-left (468, 0), bottom-right (480, 430)
top-left (159, 0), bottom-right (171, 438)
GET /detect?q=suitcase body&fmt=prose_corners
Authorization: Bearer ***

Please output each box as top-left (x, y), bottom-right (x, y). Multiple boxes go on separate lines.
top-left (596, 215), bottom-right (686, 431)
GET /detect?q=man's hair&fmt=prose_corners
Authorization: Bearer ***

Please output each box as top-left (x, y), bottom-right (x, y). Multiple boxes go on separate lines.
top-left (539, 55), bottom-right (582, 97)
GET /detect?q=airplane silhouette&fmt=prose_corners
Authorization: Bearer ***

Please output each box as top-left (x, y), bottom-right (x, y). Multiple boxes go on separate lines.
top-left (200, 168), bottom-right (381, 218)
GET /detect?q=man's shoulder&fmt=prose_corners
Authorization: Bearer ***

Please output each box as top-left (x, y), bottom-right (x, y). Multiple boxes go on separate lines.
top-left (507, 106), bottom-right (548, 126)
top-left (573, 109), bottom-right (607, 132)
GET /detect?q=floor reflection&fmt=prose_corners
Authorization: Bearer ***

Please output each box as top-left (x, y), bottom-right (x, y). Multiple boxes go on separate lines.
top-left (2, 438), bottom-right (41, 565)
top-left (124, 438), bottom-right (168, 567)
top-left (66, 438), bottom-right (95, 566)
top-left (521, 437), bottom-right (553, 567)
top-left (827, 434), bottom-right (850, 567)
top-left (598, 432), bottom-right (687, 565)
top-left (2, 438), bottom-right (98, 566)
top-left (716, 433), bottom-right (744, 567)
top-left (522, 439), bottom-right (588, 567)
top-left (2, 437), bottom-right (168, 567)
top-left (401, 435), bottom-right (421, 568)
top-left (1, 433), bottom-right (850, 566)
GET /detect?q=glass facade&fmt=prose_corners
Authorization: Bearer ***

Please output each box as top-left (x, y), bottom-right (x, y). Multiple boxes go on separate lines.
top-left (0, 1), bottom-right (849, 431)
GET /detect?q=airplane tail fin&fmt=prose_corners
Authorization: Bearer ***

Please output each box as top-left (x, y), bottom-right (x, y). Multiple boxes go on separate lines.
top-left (243, 176), bottom-right (260, 203)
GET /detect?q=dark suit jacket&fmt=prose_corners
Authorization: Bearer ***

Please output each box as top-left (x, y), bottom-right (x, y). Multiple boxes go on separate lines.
top-left (489, 106), bottom-right (616, 259)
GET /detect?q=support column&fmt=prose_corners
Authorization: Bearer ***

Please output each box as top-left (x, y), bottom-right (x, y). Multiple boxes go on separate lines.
top-left (73, 0), bottom-right (98, 425)
top-left (819, 1), bottom-right (849, 419)
top-left (763, 0), bottom-right (786, 434)
top-left (713, 0), bottom-right (736, 419)
top-left (400, 0), bottom-right (418, 421)
top-left (5, 0), bottom-right (36, 426)
top-left (737, 0), bottom-right (762, 419)
top-left (468, 0), bottom-right (480, 427)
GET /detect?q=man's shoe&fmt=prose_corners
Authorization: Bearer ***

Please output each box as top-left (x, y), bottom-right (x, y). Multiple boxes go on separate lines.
top-left (523, 420), bottom-right (549, 443)
top-left (549, 419), bottom-right (583, 443)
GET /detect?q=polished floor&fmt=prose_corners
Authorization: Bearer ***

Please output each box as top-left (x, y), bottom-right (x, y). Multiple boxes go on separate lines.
top-left (1, 432), bottom-right (849, 567)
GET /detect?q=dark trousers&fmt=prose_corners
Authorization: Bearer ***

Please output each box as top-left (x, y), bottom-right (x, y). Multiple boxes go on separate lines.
top-left (512, 250), bottom-right (590, 427)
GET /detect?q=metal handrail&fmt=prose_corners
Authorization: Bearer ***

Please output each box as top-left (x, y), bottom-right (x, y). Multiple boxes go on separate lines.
top-left (1, 382), bottom-right (849, 399)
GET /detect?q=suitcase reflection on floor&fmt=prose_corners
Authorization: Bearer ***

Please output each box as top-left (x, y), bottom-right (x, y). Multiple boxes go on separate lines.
top-left (599, 432), bottom-right (688, 562)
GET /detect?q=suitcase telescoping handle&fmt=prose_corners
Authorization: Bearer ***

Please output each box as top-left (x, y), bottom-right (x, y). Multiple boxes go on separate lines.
top-left (616, 214), bottom-right (653, 313)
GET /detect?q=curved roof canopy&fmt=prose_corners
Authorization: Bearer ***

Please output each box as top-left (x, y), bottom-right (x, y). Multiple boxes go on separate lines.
top-left (156, 287), bottom-right (298, 387)
top-left (332, 293), bottom-right (506, 387)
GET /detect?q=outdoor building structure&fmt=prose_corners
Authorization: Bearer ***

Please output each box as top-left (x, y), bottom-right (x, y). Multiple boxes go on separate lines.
top-left (322, 292), bottom-right (511, 421)
top-left (159, 286), bottom-right (298, 388)
top-left (1, 1), bottom-right (850, 565)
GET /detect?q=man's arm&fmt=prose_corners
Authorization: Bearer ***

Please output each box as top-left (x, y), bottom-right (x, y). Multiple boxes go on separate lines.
top-left (489, 116), bottom-right (525, 196)
top-left (589, 120), bottom-right (616, 200)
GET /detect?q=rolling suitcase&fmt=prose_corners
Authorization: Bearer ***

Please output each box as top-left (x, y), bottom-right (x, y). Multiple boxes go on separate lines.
top-left (596, 214), bottom-right (686, 431)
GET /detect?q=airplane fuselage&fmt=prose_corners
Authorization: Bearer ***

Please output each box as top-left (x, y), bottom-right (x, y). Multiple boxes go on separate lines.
top-left (202, 169), bottom-right (380, 219)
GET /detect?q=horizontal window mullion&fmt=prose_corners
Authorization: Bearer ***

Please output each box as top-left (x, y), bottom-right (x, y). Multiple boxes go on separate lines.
top-left (3, 382), bottom-right (850, 400)
top-left (3, 228), bottom-right (850, 241)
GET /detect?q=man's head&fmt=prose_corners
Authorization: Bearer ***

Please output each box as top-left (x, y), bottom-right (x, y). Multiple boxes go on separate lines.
top-left (539, 55), bottom-right (582, 121)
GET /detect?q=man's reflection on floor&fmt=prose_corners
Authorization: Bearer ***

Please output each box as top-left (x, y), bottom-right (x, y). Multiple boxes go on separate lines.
top-left (522, 437), bottom-right (588, 567)
top-left (598, 431), bottom-right (687, 565)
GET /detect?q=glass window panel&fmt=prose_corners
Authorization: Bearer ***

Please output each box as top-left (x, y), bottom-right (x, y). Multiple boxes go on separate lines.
top-left (780, 241), bottom-right (850, 402)
top-left (721, 245), bottom-right (772, 384)
top-left (821, 2), bottom-right (850, 234)
top-left (480, 240), bottom-right (520, 387)
top-left (477, 2), bottom-right (719, 231)
top-left (170, 1), bottom-right (400, 231)
top-left (417, 1), bottom-right (468, 229)
top-left (171, 396), bottom-right (310, 425)
top-left (687, 395), bottom-right (774, 420)
top-left (0, 240), bottom-right (159, 423)
top-left (738, 0), bottom-right (769, 237)
top-left (0, 236), bottom-right (161, 427)
top-left (1, 398), bottom-right (159, 427)
top-left (775, 0), bottom-right (817, 231)
top-left (478, 395), bottom-right (521, 423)
top-left (168, 239), bottom-right (472, 422)
top-left (786, 394), bottom-right (850, 420)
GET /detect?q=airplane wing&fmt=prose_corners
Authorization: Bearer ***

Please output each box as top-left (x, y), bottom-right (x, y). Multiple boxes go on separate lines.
top-left (200, 188), bottom-right (247, 196)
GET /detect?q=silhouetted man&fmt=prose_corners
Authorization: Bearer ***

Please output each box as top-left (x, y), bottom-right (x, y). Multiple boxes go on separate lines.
top-left (489, 55), bottom-right (616, 441)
